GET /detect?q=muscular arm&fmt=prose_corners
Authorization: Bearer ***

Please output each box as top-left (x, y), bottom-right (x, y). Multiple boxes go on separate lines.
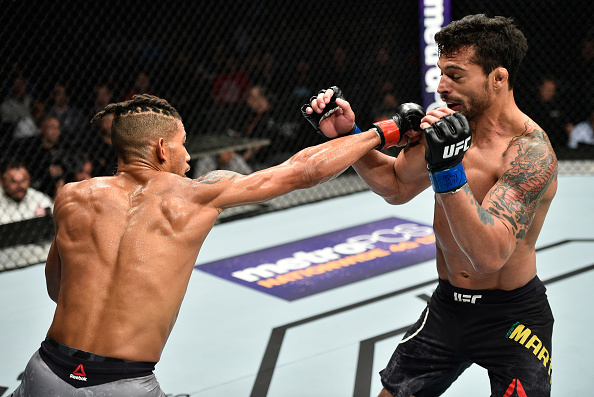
top-left (352, 137), bottom-right (431, 205)
top-left (197, 129), bottom-right (382, 210)
top-left (437, 127), bottom-right (558, 273)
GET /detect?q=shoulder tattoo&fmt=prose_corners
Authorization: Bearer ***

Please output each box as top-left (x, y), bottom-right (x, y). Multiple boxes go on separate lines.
top-left (488, 121), bottom-right (558, 239)
top-left (197, 170), bottom-right (239, 185)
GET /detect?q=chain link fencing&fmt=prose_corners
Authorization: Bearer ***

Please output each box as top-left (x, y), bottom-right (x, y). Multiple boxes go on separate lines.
top-left (1, 0), bottom-right (592, 270)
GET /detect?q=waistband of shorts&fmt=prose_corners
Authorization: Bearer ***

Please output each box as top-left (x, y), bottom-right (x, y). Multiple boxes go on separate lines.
top-left (40, 338), bottom-right (157, 388)
top-left (45, 338), bottom-right (133, 363)
top-left (437, 275), bottom-right (546, 304)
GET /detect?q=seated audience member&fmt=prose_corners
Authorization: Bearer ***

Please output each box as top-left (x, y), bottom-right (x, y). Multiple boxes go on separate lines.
top-left (47, 83), bottom-right (86, 141)
top-left (209, 54), bottom-right (251, 133)
top-left (239, 84), bottom-right (279, 166)
top-left (88, 84), bottom-right (113, 120)
top-left (31, 99), bottom-right (47, 133)
top-left (20, 116), bottom-right (65, 197)
top-left (0, 160), bottom-right (53, 225)
top-left (211, 56), bottom-right (250, 108)
top-left (529, 76), bottom-right (570, 148)
top-left (193, 150), bottom-right (253, 179)
top-left (567, 31), bottom-right (594, 122)
top-left (567, 107), bottom-right (594, 149)
top-left (0, 76), bottom-right (38, 139)
top-left (85, 112), bottom-right (118, 176)
top-left (53, 154), bottom-right (94, 198)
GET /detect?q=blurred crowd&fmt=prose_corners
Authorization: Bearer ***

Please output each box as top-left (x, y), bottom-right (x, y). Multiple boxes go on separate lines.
top-left (517, 30), bottom-right (594, 151)
top-left (1, 28), bottom-right (593, 228)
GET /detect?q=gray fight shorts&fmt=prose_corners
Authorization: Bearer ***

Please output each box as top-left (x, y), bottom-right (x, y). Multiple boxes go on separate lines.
top-left (10, 350), bottom-right (167, 397)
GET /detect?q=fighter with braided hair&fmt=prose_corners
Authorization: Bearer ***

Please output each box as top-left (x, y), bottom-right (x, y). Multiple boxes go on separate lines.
top-left (10, 94), bottom-right (412, 396)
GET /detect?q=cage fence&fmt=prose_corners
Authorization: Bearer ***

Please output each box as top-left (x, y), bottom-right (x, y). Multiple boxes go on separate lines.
top-left (1, 0), bottom-right (592, 270)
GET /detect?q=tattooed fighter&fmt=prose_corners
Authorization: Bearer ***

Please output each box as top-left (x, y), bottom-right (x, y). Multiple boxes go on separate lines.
top-left (11, 94), bottom-right (418, 396)
top-left (306, 14), bottom-right (557, 397)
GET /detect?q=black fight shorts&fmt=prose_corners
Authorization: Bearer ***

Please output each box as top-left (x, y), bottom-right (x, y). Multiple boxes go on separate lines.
top-left (380, 276), bottom-right (553, 397)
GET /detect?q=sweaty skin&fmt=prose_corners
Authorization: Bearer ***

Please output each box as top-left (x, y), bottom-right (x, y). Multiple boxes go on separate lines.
top-left (313, 46), bottom-right (557, 292)
top-left (45, 119), bottom-right (382, 362)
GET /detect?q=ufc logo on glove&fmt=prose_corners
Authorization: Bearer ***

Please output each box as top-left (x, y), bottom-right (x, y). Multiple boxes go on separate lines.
top-left (443, 137), bottom-right (471, 159)
top-left (424, 112), bottom-right (472, 193)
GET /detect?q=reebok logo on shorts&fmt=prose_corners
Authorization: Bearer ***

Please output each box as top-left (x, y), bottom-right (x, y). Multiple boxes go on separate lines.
top-left (70, 364), bottom-right (87, 382)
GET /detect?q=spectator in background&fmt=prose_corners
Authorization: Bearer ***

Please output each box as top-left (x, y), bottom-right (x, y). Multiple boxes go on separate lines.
top-left (32, 99), bottom-right (47, 132)
top-left (161, 52), bottom-right (211, 124)
top-left (245, 50), bottom-right (278, 89)
top-left (123, 71), bottom-right (153, 101)
top-left (211, 54), bottom-right (250, 108)
top-left (567, 106), bottom-right (594, 150)
top-left (236, 84), bottom-right (284, 167)
top-left (0, 160), bottom-right (53, 225)
top-left (0, 75), bottom-right (38, 139)
top-left (47, 83), bottom-right (86, 141)
top-left (86, 112), bottom-right (118, 176)
top-left (193, 150), bottom-right (253, 178)
top-left (53, 153), bottom-right (94, 197)
top-left (565, 30), bottom-right (594, 123)
top-left (71, 156), bottom-right (94, 181)
top-left (526, 76), bottom-right (570, 148)
top-left (290, 58), bottom-right (315, 107)
top-left (88, 84), bottom-right (113, 119)
top-left (208, 51), bottom-right (251, 134)
top-left (20, 116), bottom-right (65, 198)
top-left (278, 57), bottom-right (315, 124)
top-left (273, 58), bottom-right (321, 154)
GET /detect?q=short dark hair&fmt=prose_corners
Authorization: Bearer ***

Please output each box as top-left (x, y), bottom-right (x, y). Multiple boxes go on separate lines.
top-left (1, 159), bottom-right (28, 179)
top-left (91, 94), bottom-right (182, 162)
top-left (435, 14), bottom-right (528, 90)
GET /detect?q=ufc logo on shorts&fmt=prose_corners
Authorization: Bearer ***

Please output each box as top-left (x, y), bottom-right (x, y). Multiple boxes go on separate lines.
top-left (443, 137), bottom-right (471, 158)
top-left (454, 292), bottom-right (482, 303)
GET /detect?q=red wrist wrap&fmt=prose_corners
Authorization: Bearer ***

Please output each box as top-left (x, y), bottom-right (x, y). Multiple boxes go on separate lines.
top-left (374, 119), bottom-right (401, 149)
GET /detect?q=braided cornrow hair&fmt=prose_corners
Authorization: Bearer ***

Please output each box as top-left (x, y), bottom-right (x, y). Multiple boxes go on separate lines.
top-left (91, 94), bottom-right (183, 162)
top-left (90, 94), bottom-right (181, 124)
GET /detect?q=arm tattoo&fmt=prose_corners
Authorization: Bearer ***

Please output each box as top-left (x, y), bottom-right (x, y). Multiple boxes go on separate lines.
top-left (197, 170), bottom-right (239, 185)
top-left (461, 184), bottom-right (495, 226)
top-left (488, 122), bottom-right (557, 240)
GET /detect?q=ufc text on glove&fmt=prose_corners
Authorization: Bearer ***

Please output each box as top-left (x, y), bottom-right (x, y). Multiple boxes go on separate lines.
top-left (424, 112), bottom-right (472, 193)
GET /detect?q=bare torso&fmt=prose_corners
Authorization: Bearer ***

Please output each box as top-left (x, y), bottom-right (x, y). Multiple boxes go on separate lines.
top-left (43, 126), bottom-right (383, 363)
top-left (353, 112), bottom-right (557, 292)
top-left (47, 170), bottom-right (219, 362)
top-left (432, 118), bottom-right (557, 290)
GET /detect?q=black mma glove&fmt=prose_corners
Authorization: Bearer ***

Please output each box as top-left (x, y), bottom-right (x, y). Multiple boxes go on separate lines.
top-left (301, 86), bottom-right (358, 137)
top-left (372, 103), bottom-right (425, 149)
top-left (424, 112), bottom-right (472, 193)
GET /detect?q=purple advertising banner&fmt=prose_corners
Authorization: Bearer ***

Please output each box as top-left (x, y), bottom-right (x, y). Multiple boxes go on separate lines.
top-left (196, 217), bottom-right (436, 301)
top-left (419, 0), bottom-right (451, 110)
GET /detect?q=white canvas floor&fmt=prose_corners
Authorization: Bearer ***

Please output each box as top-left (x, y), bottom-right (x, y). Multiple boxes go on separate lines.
top-left (1, 175), bottom-right (592, 396)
